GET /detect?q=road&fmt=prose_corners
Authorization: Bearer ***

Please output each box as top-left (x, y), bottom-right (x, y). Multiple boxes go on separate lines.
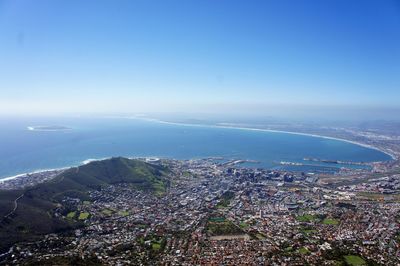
top-left (3, 193), bottom-right (24, 219)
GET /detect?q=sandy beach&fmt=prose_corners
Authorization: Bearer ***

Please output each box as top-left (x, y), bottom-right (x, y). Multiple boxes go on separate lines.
top-left (136, 117), bottom-right (397, 160)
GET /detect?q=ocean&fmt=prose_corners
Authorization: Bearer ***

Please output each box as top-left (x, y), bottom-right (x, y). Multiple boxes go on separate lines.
top-left (0, 117), bottom-right (392, 179)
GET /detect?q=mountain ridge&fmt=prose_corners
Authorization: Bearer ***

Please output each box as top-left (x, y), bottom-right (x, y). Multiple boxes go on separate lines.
top-left (0, 157), bottom-right (170, 253)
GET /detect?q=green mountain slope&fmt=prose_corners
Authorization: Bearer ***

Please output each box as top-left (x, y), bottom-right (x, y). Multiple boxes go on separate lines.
top-left (0, 157), bottom-right (170, 253)
top-left (31, 157), bottom-right (170, 200)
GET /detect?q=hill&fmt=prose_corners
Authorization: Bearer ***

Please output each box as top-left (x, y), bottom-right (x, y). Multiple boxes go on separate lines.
top-left (0, 157), bottom-right (170, 253)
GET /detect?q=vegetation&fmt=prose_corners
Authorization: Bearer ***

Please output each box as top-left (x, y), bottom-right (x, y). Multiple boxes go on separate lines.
top-left (102, 209), bottom-right (113, 216)
top-left (296, 214), bottom-right (318, 222)
top-left (78, 212), bottom-right (90, 220)
top-left (137, 234), bottom-right (166, 252)
top-left (152, 242), bottom-right (161, 251)
top-left (57, 157), bottom-right (170, 196)
top-left (216, 191), bottom-right (235, 209)
top-left (300, 226), bottom-right (317, 235)
top-left (136, 224), bottom-right (148, 229)
top-left (0, 157), bottom-right (170, 252)
top-left (239, 221), bottom-right (249, 229)
top-left (119, 211), bottom-right (129, 217)
top-left (322, 218), bottom-right (339, 225)
top-left (206, 216), bottom-right (243, 236)
top-left (298, 247), bottom-right (310, 255)
top-left (343, 255), bottom-right (366, 266)
top-left (66, 211), bottom-right (76, 219)
top-left (322, 247), bottom-right (369, 266)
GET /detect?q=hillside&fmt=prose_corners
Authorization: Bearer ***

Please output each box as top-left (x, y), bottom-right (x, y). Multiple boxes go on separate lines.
top-left (0, 157), bottom-right (170, 253)
top-left (30, 157), bottom-right (170, 201)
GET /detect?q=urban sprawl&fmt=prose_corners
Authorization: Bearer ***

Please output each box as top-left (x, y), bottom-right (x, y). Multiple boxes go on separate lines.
top-left (1, 157), bottom-right (399, 265)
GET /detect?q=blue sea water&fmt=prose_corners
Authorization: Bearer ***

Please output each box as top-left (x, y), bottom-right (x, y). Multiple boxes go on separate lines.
top-left (0, 117), bottom-right (392, 179)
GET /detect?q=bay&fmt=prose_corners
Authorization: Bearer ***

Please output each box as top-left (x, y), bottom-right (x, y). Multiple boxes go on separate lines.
top-left (0, 117), bottom-right (392, 179)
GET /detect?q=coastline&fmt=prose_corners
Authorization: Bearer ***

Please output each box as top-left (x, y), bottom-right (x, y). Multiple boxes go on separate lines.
top-left (135, 117), bottom-right (397, 161)
top-left (0, 167), bottom-right (70, 183)
top-left (0, 158), bottom-right (111, 183)
top-left (0, 156), bottom-right (162, 183)
top-left (27, 126), bottom-right (72, 132)
top-left (1, 118), bottom-right (396, 183)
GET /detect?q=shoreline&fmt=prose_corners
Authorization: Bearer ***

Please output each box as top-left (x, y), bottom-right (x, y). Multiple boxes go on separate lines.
top-left (135, 117), bottom-right (397, 161)
top-left (27, 126), bottom-right (72, 132)
top-left (0, 167), bottom-right (70, 183)
top-left (0, 156), bottom-right (163, 183)
top-left (0, 118), bottom-right (396, 183)
top-left (0, 162), bottom-right (103, 184)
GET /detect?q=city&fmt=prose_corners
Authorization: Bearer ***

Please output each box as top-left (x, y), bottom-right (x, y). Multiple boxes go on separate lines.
top-left (2, 157), bottom-right (398, 265)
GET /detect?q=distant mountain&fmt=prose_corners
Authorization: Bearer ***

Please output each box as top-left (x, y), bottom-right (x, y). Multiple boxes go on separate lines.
top-left (0, 157), bottom-right (170, 253)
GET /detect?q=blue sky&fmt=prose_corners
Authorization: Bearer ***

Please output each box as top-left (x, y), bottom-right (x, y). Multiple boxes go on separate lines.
top-left (0, 0), bottom-right (399, 117)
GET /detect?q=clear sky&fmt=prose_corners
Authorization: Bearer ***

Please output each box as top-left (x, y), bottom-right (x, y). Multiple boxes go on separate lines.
top-left (0, 0), bottom-right (399, 118)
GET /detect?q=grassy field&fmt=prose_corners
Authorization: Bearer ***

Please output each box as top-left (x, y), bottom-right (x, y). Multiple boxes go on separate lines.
top-left (152, 242), bottom-right (161, 251)
top-left (78, 212), bottom-right (90, 220)
top-left (298, 247), bottom-right (310, 255)
top-left (119, 210), bottom-right (129, 217)
top-left (66, 211), bottom-right (76, 218)
top-left (344, 255), bottom-right (366, 266)
top-left (150, 237), bottom-right (165, 251)
top-left (102, 209), bottom-right (113, 216)
top-left (206, 216), bottom-right (243, 236)
top-left (322, 218), bottom-right (339, 225)
top-left (296, 214), bottom-right (318, 222)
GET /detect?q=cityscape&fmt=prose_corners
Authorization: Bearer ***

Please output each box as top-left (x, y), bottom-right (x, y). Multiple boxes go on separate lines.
top-left (1, 0), bottom-right (399, 265)
top-left (0, 150), bottom-right (399, 265)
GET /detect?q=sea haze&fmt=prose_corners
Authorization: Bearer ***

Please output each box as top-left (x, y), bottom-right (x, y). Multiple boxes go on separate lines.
top-left (0, 117), bottom-right (392, 179)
